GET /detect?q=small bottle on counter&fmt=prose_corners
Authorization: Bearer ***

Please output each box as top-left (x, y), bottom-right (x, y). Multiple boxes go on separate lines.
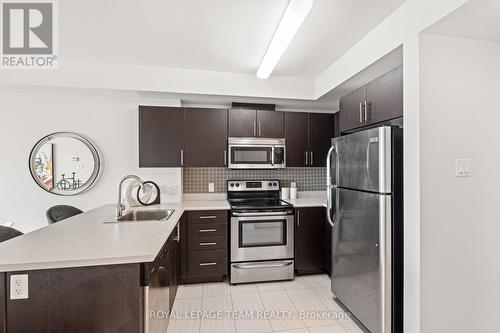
top-left (290, 182), bottom-right (297, 199)
top-left (281, 187), bottom-right (290, 199)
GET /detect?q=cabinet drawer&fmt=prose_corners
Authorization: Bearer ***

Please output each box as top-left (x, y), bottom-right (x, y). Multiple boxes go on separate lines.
top-left (188, 236), bottom-right (227, 251)
top-left (188, 210), bottom-right (227, 224)
top-left (188, 249), bottom-right (227, 277)
top-left (188, 223), bottom-right (226, 237)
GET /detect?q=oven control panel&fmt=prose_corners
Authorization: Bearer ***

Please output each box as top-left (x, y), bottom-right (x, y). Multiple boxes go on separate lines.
top-left (227, 180), bottom-right (280, 191)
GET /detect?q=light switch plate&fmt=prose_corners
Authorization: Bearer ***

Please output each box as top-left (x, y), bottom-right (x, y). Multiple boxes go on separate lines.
top-left (455, 159), bottom-right (471, 177)
top-left (208, 183), bottom-right (215, 193)
top-left (10, 274), bottom-right (28, 300)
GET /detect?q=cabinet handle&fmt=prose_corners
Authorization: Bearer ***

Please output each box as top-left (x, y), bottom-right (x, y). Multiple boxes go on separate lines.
top-left (224, 150), bottom-right (227, 166)
top-left (180, 149), bottom-right (184, 166)
top-left (258, 122), bottom-right (262, 137)
top-left (200, 262), bottom-right (217, 266)
top-left (253, 122), bottom-right (256, 136)
top-left (175, 224), bottom-right (180, 242)
top-left (297, 210), bottom-right (300, 227)
top-left (310, 151), bottom-right (314, 166)
top-left (199, 229), bottom-right (216, 233)
top-left (199, 215), bottom-right (217, 219)
top-left (359, 103), bottom-right (363, 123)
top-left (305, 151), bottom-right (308, 166)
top-left (200, 242), bottom-right (216, 246)
top-left (364, 100), bottom-right (369, 122)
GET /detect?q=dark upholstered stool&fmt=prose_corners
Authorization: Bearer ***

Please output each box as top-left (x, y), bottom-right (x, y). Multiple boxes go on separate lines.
top-left (0, 226), bottom-right (23, 243)
top-left (46, 205), bottom-right (83, 224)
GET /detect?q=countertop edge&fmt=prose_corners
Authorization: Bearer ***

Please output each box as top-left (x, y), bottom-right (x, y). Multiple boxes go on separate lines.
top-left (0, 195), bottom-right (326, 272)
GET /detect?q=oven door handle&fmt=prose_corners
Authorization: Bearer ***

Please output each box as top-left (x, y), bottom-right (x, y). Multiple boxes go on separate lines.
top-left (232, 211), bottom-right (292, 217)
top-left (232, 261), bottom-right (293, 270)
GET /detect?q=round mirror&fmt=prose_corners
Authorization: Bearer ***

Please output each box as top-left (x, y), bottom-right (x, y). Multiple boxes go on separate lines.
top-left (29, 132), bottom-right (101, 195)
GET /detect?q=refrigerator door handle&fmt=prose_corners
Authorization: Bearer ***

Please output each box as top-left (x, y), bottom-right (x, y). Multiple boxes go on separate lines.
top-left (326, 145), bottom-right (338, 228)
top-left (366, 136), bottom-right (379, 176)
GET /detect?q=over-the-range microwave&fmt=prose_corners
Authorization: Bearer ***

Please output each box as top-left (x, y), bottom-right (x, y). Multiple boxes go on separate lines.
top-left (228, 137), bottom-right (286, 169)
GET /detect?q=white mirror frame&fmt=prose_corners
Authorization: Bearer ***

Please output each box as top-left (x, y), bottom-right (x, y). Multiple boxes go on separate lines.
top-left (29, 132), bottom-right (101, 196)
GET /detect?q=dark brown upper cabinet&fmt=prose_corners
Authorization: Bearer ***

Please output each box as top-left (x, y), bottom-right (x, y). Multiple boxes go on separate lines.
top-left (333, 112), bottom-right (340, 138)
top-left (185, 108), bottom-right (228, 167)
top-left (309, 113), bottom-right (333, 167)
top-left (285, 112), bottom-right (309, 167)
top-left (339, 86), bottom-right (366, 133)
top-left (285, 112), bottom-right (333, 167)
top-left (295, 207), bottom-right (327, 274)
top-left (228, 109), bottom-right (256, 137)
top-left (139, 106), bottom-right (185, 167)
top-left (229, 109), bottom-right (284, 138)
top-left (366, 66), bottom-right (403, 125)
top-left (257, 110), bottom-right (285, 138)
top-left (339, 66), bottom-right (403, 133)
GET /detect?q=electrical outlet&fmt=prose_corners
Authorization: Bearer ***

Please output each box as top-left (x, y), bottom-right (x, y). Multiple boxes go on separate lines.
top-left (10, 274), bottom-right (28, 300)
top-left (455, 159), bottom-right (471, 177)
top-left (208, 183), bottom-right (215, 193)
top-left (167, 185), bottom-right (177, 195)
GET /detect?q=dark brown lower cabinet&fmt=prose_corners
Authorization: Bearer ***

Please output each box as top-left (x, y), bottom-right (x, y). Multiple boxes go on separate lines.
top-left (148, 226), bottom-right (180, 333)
top-left (2, 224), bottom-right (181, 333)
top-left (5, 264), bottom-right (143, 333)
top-left (180, 210), bottom-right (228, 284)
top-left (324, 217), bottom-right (332, 276)
top-left (295, 207), bottom-right (329, 275)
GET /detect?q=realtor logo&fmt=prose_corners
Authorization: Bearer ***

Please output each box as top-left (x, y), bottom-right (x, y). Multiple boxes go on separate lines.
top-left (1, 0), bottom-right (57, 68)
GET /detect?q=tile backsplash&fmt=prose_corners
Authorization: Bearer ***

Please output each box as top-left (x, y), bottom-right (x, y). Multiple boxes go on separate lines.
top-left (183, 167), bottom-right (326, 193)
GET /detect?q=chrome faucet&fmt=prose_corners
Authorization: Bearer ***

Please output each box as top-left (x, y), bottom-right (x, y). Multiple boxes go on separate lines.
top-left (116, 175), bottom-right (144, 217)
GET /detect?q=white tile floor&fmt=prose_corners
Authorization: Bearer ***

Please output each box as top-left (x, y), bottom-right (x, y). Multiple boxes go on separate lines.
top-left (167, 274), bottom-right (365, 333)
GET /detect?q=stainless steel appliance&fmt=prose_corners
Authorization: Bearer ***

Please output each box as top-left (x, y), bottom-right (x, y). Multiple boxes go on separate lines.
top-left (228, 180), bottom-right (294, 284)
top-left (326, 126), bottom-right (403, 333)
top-left (228, 137), bottom-right (286, 169)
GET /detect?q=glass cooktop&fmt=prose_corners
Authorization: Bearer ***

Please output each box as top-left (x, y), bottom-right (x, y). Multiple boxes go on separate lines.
top-left (229, 198), bottom-right (293, 211)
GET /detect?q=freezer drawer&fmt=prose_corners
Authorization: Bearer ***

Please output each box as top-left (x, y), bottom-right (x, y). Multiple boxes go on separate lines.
top-left (331, 187), bottom-right (392, 333)
top-left (332, 126), bottom-right (392, 194)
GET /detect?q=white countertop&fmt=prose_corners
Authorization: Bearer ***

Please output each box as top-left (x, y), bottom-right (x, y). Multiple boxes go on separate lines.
top-left (0, 193), bottom-right (324, 273)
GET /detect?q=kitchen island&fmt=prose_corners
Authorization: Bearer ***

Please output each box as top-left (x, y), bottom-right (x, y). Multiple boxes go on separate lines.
top-left (0, 200), bottom-right (229, 333)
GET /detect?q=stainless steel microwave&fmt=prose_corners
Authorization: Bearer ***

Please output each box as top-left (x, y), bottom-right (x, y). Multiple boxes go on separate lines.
top-left (228, 137), bottom-right (286, 169)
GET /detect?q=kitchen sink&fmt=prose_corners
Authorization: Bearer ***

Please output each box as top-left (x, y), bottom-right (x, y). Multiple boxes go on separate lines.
top-left (104, 209), bottom-right (175, 223)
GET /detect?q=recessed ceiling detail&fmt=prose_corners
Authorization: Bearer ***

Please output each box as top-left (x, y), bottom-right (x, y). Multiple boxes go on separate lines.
top-left (59, 0), bottom-right (404, 78)
top-left (256, 0), bottom-right (313, 79)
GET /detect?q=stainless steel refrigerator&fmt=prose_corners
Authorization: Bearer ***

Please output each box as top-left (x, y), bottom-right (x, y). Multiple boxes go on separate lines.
top-left (326, 126), bottom-right (403, 333)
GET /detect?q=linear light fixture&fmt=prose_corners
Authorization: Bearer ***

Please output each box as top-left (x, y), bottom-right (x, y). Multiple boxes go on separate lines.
top-left (256, 0), bottom-right (313, 79)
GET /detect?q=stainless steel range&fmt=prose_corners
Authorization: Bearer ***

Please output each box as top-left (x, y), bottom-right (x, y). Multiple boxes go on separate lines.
top-left (228, 180), bottom-right (295, 284)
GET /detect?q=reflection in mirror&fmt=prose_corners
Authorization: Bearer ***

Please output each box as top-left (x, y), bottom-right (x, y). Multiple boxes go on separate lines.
top-left (30, 133), bottom-right (101, 195)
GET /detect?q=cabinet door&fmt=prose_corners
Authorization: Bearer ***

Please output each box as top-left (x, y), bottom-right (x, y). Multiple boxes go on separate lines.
top-left (228, 109), bottom-right (257, 137)
top-left (295, 207), bottom-right (327, 273)
top-left (168, 230), bottom-right (179, 310)
top-left (324, 218), bottom-right (332, 276)
top-left (185, 108), bottom-right (228, 167)
top-left (366, 66), bottom-right (403, 125)
top-left (179, 213), bottom-right (188, 280)
top-left (285, 112), bottom-right (309, 167)
top-left (339, 86), bottom-right (366, 133)
top-left (308, 113), bottom-right (333, 167)
top-left (257, 110), bottom-right (285, 138)
top-left (333, 112), bottom-right (340, 138)
top-left (139, 106), bottom-right (185, 167)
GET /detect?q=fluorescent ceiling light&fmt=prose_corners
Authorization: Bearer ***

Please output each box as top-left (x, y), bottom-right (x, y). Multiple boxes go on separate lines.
top-left (256, 0), bottom-right (313, 79)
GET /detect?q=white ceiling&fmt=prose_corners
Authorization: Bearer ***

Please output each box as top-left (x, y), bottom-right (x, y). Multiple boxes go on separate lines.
top-left (60, 0), bottom-right (404, 78)
top-left (425, 0), bottom-right (500, 43)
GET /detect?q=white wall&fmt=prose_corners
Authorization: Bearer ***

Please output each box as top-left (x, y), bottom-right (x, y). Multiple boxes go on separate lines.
top-left (420, 33), bottom-right (500, 332)
top-left (0, 87), bottom-right (182, 233)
